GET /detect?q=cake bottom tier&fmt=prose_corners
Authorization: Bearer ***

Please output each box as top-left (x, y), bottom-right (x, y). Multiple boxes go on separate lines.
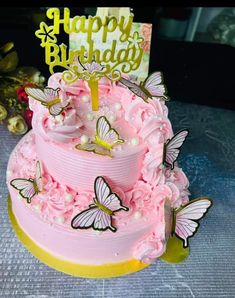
top-left (8, 196), bottom-right (149, 278)
top-left (6, 132), bottom-right (168, 278)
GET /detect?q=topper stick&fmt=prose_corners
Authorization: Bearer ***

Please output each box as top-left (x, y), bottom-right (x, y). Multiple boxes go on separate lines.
top-left (88, 79), bottom-right (99, 111)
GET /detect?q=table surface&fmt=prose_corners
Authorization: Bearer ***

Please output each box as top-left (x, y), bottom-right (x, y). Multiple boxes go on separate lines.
top-left (0, 101), bottom-right (235, 298)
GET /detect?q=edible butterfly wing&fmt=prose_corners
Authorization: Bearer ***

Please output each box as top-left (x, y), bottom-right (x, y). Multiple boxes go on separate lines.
top-left (95, 177), bottom-right (129, 212)
top-left (10, 160), bottom-right (43, 203)
top-left (71, 177), bottom-right (129, 232)
top-left (71, 205), bottom-right (115, 231)
top-left (96, 116), bottom-right (124, 147)
top-left (95, 176), bottom-right (111, 204)
top-left (35, 161), bottom-right (43, 192)
top-left (25, 86), bottom-right (50, 103)
top-left (48, 100), bottom-right (69, 116)
top-left (174, 198), bottom-right (212, 247)
top-left (71, 207), bottom-right (100, 229)
top-left (103, 193), bottom-right (129, 212)
top-left (43, 87), bottom-right (60, 101)
top-left (164, 130), bottom-right (189, 170)
top-left (78, 56), bottom-right (103, 73)
top-left (75, 143), bottom-right (112, 157)
top-left (10, 179), bottom-right (36, 203)
top-left (25, 87), bottom-right (68, 116)
top-left (119, 77), bottom-right (149, 102)
top-left (83, 62), bottom-right (103, 73)
top-left (93, 209), bottom-right (115, 231)
top-left (143, 72), bottom-right (168, 99)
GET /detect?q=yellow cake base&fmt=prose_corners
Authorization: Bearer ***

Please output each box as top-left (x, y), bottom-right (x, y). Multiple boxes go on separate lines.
top-left (8, 197), bottom-right (149, 278)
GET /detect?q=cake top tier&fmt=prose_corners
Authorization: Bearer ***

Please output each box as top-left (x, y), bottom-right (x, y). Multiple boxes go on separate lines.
top-left (28, 73), bottom-right (172, 158)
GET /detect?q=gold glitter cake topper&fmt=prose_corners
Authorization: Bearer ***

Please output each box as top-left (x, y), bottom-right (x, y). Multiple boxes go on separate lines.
top-left (35, 7), bottom-right (144, 110)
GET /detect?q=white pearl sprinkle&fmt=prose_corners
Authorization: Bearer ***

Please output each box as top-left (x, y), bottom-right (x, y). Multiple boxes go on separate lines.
top-left (134, 211), bottom-right (142, 219)
top-left (159, 126), bottom-right (163, 131)
top-left (80, 135), bottom-right (89, 145)
top-left (109, 114), bottom-right (116, 123)
top-left (55, 115), bottom-right (64, 123)
top-left (86, 112), bottom-right (94, 121)
top-left (65, 193), bottom-right (73, 202)
top-left (131, 137), bottom-right (139, 146)
top-left (81, 95), bottom-right (90, 103)
top-left (34, 204), bottom-right (41, 212)
top-left (114, 102), bottom-right (122, 111)
top-left (55, 216), bottom-right (65, 224)
top-left (94, 230), bottom-right (102, 235)
top-left (6, 170), bottom-right (12, 178)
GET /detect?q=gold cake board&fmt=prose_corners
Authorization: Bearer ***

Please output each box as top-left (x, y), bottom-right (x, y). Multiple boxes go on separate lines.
top-left (8, 197), bottom-right (149, 278)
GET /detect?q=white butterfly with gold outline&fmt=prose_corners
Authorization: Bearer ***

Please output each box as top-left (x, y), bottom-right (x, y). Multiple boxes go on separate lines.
top-left (25, 86), bottom-right (69, 116)
top-left (165, 197), bottom-right (212, 248)
top-left (71, 176), bottom-right (129, 232)
top-left (10, 161), bottom-right (43, 204)
top-left (76, 116), bottom-right (124, 157)
top-left (119, 72), bottom-right (169, 103)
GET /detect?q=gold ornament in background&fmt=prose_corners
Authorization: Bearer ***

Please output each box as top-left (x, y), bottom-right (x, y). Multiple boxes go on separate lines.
top-left (0, 42), bottom-right (45, 135)
top-left (0, 42), bottom-right (19, 73)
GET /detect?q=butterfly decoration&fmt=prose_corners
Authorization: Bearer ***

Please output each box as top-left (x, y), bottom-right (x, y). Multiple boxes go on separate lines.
top-left (25, 86), bottom-right (70, 116)
top-left (163, 129), bottom-right (189, 170)
top-left (10, 161), bottom-right (43, 204)
top-left (119, 72), bottom-right (169, 103)
top-left (78, 55), bottom-right (104, 74)
top-left (71, 176), bottom-right (129, 232)
top-left (169, 197), bottom-right (212, 248)
top-left (75, 116), bottom-right (124, 157)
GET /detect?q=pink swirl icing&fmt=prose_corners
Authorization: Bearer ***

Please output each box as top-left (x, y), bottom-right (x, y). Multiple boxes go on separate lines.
top-left (141, 143), bottom-right (165, 186)
top-left (48, 73), bottom-right (89, 96)
top-left (44, 108), bottom-right (83, 142)
top-left (139, 116), bottom-right (173, 146)
top-left (125, 98), bottom-right (165, 132)
top-left (151, 184), bottom-right (173, 212)
top-left (70, 191), bottom-right (94, 219)
top-left (165, 167), bottom-right (190, 207)
top-left (30, 173), bottom-right (77, 223)
top-left (133, 234), bottom-right (166, 263)
top-left (126, 180), bottom-right (153, 212)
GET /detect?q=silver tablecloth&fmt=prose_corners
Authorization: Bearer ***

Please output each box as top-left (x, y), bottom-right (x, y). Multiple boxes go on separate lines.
top-left (0, 101), bottom-right (235, 297)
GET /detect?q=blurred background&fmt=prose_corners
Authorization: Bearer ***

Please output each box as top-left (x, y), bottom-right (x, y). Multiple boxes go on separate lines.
top-left (0, 7), bottom-right (234, 110)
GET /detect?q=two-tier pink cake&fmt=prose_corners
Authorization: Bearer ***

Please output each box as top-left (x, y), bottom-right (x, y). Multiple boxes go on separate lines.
top-left (6, 71), bottom-right (197, 278)
top-left (6, 4), bottom-right (213, 277)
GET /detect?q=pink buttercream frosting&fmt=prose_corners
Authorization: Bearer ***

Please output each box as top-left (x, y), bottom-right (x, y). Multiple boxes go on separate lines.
top-left (141, 143), bottom-right (165, 186)
top-left (7, 132), bottom-right (188, 231)
top-left (133, 191), bottom-right (167, 263)
top-left (165, 167), bottom-right (190, 207)
top-left (125, 98), bottom-right (166, 132)
top-left (139, 116), bottom-right (173, 146)
top-left (43, 108), bottom-right (83, 142)
top-left (133, 234), bottom-right (166, 263)
top-left (8, 73), bottom-right (192, 265)
top-left (125, 181), bottom-right (153, 216)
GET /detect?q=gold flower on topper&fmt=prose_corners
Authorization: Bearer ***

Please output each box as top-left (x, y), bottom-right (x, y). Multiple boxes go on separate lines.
top-left (128, 32), bottom-right (143, 49)
top-left (35, 22), bottom-right (57, 47)
top-left (35, 7), bottom-right (144, 111)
